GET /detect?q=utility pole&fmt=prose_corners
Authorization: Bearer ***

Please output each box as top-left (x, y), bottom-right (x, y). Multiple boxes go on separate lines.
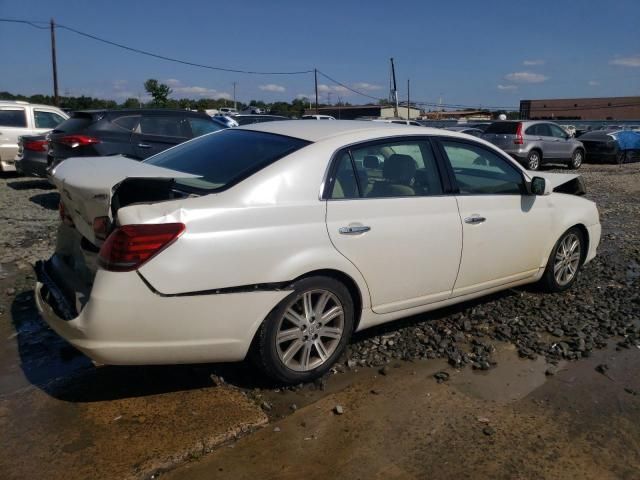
top-left (232, 82), bottom-right (237, 111)
top-left (407, 79), bottom-right (410, 120)
top-left (314, 68), bottom-right (319, 114)
top-left (390, 58), bottom-right (399, 118)
top-left (50, 18), bottom-right (59, 106)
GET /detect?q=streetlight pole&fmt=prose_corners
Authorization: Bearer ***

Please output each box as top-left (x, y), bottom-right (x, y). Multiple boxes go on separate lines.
top-left (232, 81), bottom-right (237, 111)
top-left (314, 68), bottom-right (319, 114)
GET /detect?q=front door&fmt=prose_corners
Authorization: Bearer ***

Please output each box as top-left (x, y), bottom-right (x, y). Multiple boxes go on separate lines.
top-left (437, 138), bottom-right (551, 296)
top-left (325, 138), bottom-right (462, 314)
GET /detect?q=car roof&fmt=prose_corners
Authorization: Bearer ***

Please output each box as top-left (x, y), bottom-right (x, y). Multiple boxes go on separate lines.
top-left (237, 119), bottom-right (459, 142)
top-left (0, 100), bottom-right (64, 109)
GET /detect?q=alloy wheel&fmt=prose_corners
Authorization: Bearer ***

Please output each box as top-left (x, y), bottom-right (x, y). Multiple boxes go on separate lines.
top-left (572, 151), bottom-right (583, 168)
top-left (528, 152), bottom-right (540, 170)
top-left (275, 289), bottom-right (345, 372)
top-left (553, 233), bottom-right (581, 286)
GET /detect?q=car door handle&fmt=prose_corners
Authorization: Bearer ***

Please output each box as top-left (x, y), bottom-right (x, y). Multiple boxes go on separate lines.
top-left (339, 225), bottom-right (371, 235)
top-left (464, 215), bottom-right (486, 225)
top-left (137, 143), bottom-right (151, 148)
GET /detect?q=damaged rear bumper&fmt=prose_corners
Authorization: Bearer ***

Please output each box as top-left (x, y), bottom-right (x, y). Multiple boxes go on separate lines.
top-left (34, 256), bottom-right (289, 365)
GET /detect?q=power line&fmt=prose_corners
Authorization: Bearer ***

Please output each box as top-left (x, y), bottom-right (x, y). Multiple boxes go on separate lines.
top-left (0, 18), bottom-right (314, 75)
top-left (316, 70), bottom-right (383, 101)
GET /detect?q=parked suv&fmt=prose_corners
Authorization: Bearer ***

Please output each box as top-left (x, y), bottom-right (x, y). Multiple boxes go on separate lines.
top-left (482, 121), bottom-right (585, 170)
top-left (0, 101), bottom-right (68, 172)
top-left (47, 109), bottom-right (224, 168)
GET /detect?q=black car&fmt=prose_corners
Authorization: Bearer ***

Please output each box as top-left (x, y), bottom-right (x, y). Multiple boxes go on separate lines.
top-left (578, 130), bottom-right (623, 163)
top-left (48, 109), bottom-right (224, 168)
top-left (15, 134), bottom-right (50, 178)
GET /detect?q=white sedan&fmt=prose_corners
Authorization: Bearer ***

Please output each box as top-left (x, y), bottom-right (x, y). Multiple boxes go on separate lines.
top-left (36, 121), bottom-right (600, 383)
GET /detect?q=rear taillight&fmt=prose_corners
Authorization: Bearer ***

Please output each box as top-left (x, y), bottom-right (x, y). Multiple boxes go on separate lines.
top-left (58, 135), bottom-right (101, 148)
top-left (514, 123), bottom-right (524, 145)
top-left (24, 139), bottom-right (48, 152)
top-left (98, 223), bottom-right (185, 272)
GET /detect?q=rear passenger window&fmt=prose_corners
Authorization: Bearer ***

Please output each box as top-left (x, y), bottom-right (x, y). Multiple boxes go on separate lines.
top-left (140, 116), bottom-right (189, 137)
top-left (0, 109), bottom-right (27, 127)
top-left (189, 118), bottom-right (223, 137)
top-left (329, 139), bottom-right (443, 199)
top-left (112, 115), bottom-right (140, 131)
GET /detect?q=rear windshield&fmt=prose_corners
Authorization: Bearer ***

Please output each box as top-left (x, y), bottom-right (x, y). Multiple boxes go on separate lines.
top-left (484, 122), bottom-right (520, 134)
top-left (52, 113), bottom-right (97, 133)
top-left (144, 129), bottom-right (310, 192)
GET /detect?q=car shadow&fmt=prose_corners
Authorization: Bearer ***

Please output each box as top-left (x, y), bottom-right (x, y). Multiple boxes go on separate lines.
top-left (7, 179), bottom-right (55, 190)
top-left (10, 286), bottom-right (523, 402)
top-left (29, 192), bottom-right (60, 210)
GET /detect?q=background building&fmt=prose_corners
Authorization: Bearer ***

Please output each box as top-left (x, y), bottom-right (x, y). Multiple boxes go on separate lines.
top-left (303, 105), bottom-right (421, 120)
top-left (520, 96), bottom-right (640, 120)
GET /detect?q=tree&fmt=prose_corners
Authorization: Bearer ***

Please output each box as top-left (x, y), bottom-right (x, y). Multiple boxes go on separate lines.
top-left (144, 79), bottom-right (172, 106)
top-left (122, 97), bottom-right (141, 108)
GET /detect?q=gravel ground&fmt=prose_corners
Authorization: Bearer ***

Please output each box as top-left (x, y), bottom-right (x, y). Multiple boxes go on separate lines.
top-left (1, 164), bottom-right (639, 384)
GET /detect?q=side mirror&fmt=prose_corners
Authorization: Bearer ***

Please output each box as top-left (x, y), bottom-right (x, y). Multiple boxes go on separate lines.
top-left (531, 176), bottom-right (551, 195)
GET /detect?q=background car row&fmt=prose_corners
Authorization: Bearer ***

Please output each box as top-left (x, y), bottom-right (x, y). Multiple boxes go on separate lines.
top-left (3, 99), bottom-right (638, 179)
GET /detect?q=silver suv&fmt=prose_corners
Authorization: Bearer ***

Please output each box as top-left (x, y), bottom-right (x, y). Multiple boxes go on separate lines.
top-left (0, 101), bottom-right (68, 172)
top-left (482, 120), bottom-right (585, 170)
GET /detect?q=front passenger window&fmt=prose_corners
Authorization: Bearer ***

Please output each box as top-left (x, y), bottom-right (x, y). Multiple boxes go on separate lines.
top-left (441, 140), bottom-right (524, 195)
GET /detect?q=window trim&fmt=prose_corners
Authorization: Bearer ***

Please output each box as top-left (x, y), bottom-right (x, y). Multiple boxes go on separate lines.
top-left (322, 135), bottom-right (452, 200)
top-left (434, 136), bottom-right (529, 196)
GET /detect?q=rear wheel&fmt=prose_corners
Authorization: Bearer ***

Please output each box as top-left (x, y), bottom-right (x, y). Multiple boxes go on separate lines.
top-left (539, 227), bottom-right (585, 292)
top-left (254, 276), bottom-right (354, 384)
top-left (569, 149), bottom-right (584, 169)
top-left (527, 150), bottom-right (541, 170)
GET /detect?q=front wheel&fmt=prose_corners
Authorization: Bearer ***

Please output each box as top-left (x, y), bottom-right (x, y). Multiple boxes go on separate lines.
top-left (253, 276), bottom-right (354, 384)
top-left (539, 227), bottom-right (585, 292)
top-left (569, 149), bottom-right (584, 169)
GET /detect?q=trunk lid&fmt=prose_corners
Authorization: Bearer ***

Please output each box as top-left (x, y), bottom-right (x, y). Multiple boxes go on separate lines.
top-left (51, 155), bottom-right (199, 245)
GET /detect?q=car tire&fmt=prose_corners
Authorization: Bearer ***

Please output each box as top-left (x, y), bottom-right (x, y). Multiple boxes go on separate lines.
top-left (253, 276), bottom-right (354, 384)
top-left (539, 227), bottom-right (585, 293)
top-left (569, 149), bottom-right (584, 169)
top-left (527, 150), bottom-right (542, 170)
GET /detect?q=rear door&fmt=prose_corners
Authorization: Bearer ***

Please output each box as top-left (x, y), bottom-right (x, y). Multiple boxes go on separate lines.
top-left (132, 114), bottom-right (190, 159)
top-left (325, 137), bottom-right (462, 314)
top-left (0, 107), bottom-right (29, 164)
top-left (548, 123), bottom-right (573, 159)
top-left (436, 138), bottom-right (551, 295)
top-left (537, 123), bottom-right (560, 159)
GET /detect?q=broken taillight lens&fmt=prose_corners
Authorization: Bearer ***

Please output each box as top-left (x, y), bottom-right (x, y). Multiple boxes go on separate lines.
top-left (93, 216), bottom-right (111, 241)
top-left (58, 201), bottom-right (74, 226)
top-left (98, 223), bottom-right (185, 272)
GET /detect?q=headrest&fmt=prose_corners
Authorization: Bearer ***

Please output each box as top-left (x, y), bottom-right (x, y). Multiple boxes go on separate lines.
top-left (383, 154), bottom-right (417, 183)
top-left (363, 155), bottom-right (380, 169)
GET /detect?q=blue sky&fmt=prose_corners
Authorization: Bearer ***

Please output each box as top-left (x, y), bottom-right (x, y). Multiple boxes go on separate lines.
top-left (1, 0), bottom-right (639, 108)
